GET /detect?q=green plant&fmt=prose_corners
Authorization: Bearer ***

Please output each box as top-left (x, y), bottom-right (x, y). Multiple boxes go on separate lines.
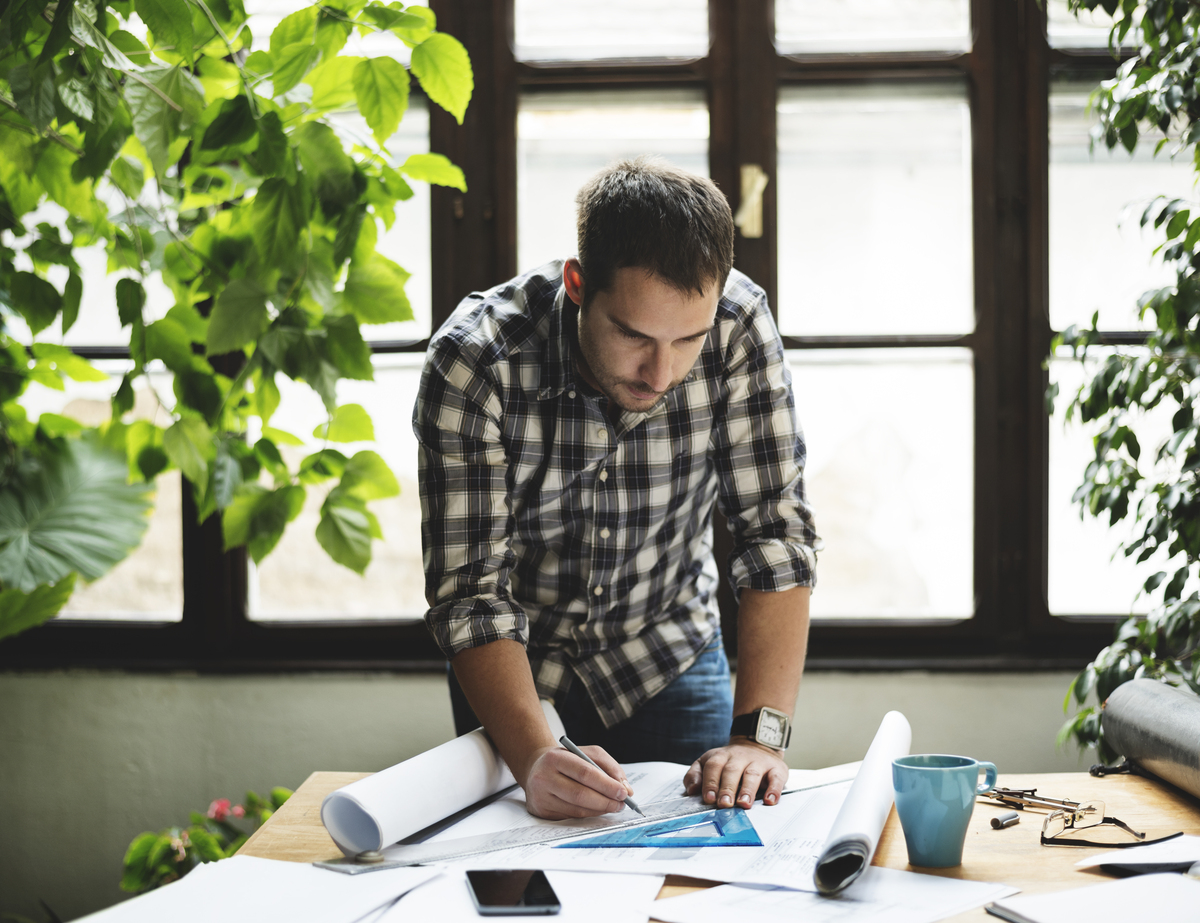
top-left (1056, 0), bottom-right (1200, 760)
top-left (120, 787), bottom-right (291, 893)
top-left (0, 0), bottom-right (472, 637)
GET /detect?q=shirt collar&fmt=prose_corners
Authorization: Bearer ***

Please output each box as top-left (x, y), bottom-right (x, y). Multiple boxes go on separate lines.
top-left (537, 284), bottom-right (578, 401)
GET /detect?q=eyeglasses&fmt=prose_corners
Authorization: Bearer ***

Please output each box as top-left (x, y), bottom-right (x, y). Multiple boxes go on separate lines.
top-left (1040, 801), bottom-right (1180, 848)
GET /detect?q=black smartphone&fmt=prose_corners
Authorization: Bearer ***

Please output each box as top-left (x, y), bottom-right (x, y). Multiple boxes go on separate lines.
top-left (465, 869), bottom-right (562, 916)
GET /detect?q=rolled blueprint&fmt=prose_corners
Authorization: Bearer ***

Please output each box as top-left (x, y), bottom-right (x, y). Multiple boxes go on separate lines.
top-left (1103, 678), bottom-right (1200, 799)
top-left (322, 700), bottom-right (566, 856)
top-left (813, 710), bottom-right (912, 894)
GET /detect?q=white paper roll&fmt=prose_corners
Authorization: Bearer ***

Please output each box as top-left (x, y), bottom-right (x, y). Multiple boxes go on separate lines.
top-left (813, 710), bottom-right (912, 894)
top-left (322, 700), bottom-right (565, 856)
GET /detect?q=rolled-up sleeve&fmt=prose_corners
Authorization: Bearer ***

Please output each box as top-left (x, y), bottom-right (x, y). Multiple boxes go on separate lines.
top-left (712, 290), bottom-right (820, 595)
top-left (414, 336), bottom-right (529, 657)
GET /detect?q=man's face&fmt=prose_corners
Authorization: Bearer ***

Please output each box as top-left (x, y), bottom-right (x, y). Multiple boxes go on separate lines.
top-left (568, 262), bottom-right (719, 413)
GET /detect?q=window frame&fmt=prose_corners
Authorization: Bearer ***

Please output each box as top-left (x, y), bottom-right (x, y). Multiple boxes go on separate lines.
top-left (0, 0), bottom-right (1122, 672)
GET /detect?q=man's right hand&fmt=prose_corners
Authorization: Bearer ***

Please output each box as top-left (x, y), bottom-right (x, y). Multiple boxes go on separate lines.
top-left (520, 743), bottom-right (633, 820)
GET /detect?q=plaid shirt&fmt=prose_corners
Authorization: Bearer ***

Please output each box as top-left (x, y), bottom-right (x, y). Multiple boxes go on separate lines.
top-left (415, 262), bottom-right (818, 728)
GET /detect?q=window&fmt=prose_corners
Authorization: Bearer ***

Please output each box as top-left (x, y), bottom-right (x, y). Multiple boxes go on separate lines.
top-left (4, 0), bottom-right (1124, 670)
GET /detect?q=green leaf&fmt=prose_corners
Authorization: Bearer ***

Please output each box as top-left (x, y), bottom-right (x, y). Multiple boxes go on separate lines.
top-left (322, 315), bottom-right (373, 381)
top-left (116, 277), bottom-right (146, 327)
top-left (9, 272), bottom-right (62, 335)
top-left (201, 95), bottom-right (257, 150)
top-left (316, 492), bottom-right (375, 573)
top-left (211, 441), bottom-right (243, 510)
top-left (246, 111), bottom-right (289, 178)
top-left (109, 156), bottom-right (146, 199)
top-left (252, 177), bottom-right (311, 268)
top-left (136, 0), bottom-right (195, 64)
top-left (37, 413), bottom-right (84, 438)
top-left (307, 55), bottom-right (363, 111)
top-left (8, 61), bottom-right (57, 132)
top-left (0, 574), bottom-right (76, 641)
top-left (314, 403), bottom-right (374, 442)
top-left (0, 437), bottom-right (152, 592)
top-left (113, 373), bottom-right (135, 417)
top-left (269, 6), bottom-right (318, 59)
top-left (165, 303), bottom-right (209, 343)
top-left (294, 121), bottom-right (356, 219)
top-left (175, 370), bottom-right (223, 424)
top-left (400, 152), bottom-right (466, 191)
top-left (144, 316), bottom-right (195, 372)
top-left (254, 372), bottom-right (281, 424)
top-left (207, 278), bottom-right (270, 355)
top-left (262, 425), bottom-right (303, 446)
top-left (342, 254), bottom-right (412, 324)
top-left (30, 344), bottom-right (108, 382)
top-left (411, 32), bottom-right (473, 125)
top-left (126, 67), bottom-right (206, 179)
top-left (61, 271), bottom-right (82, 335)
top-left (353, 56), bottom-right (410, 144)
top-left (273, 42), bottom-right (323, 96)
top-left (163, 416), bottom-right (215, 485)
top-left (239, 485), bottom-right (305, 561)
top-left (341, 450), bottom-right (399, 500)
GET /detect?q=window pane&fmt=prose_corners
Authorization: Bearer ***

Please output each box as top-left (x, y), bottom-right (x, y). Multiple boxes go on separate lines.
top-left (778, 82), bottom-right (973, 337)
top-left (1048, 352), bottom-right (1165, 616)
top-left (17, 361), bottom-right (183, 621)
top-left (248, 353), bottom-right (426, 620)
top-left (775, 0), bottom-right (970, 54)
top-left (1049, 78), bottom-right (1192, 332)
top-left (517, 89), bottom-right (708, 273)
top-left (790, 348), bottom-right (974, 619)
top-left (514, 0), bottom-right (708, 61)
top-left (1046, 0), bottom-right (1126, 49)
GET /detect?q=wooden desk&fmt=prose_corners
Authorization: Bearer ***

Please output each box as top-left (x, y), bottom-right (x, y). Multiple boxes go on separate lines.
top-left (239, 771), bottom-right (1200, 920)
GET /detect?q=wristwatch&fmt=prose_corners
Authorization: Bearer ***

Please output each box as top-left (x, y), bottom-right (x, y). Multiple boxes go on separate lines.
top-left (730, 707), bottom-right (792, 751)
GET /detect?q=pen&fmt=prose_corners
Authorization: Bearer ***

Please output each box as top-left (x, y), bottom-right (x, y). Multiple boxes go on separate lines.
top-left (558, 735), bottom-right (645, 816)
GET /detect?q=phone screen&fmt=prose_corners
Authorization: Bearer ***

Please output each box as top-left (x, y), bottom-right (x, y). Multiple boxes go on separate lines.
top-left (465, 869), bottom-right (562, 915)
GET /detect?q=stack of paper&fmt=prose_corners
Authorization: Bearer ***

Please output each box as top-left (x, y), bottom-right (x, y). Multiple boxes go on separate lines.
top-left (77, 856), bottom-right (441, 922)
top-left (985, 873), bottom-right (1200, 923)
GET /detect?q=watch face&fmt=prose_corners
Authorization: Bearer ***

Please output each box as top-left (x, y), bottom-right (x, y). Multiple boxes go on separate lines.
top-left (758, 712), bottom-right (785, 748)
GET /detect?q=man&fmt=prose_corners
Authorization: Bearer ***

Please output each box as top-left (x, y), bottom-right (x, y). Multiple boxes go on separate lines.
top-left (415, 157), bottom-right (818, 821)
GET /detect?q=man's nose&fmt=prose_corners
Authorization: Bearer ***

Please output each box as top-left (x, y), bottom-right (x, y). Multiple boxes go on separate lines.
top-left (641, 346), bottom-right (672, 392)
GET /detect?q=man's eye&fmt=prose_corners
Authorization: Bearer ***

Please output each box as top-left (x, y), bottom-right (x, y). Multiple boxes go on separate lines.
top-left (620, 329), bottom-right (644, 340)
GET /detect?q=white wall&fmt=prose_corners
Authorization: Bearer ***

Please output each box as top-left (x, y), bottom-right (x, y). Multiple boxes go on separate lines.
top-left (0, 670), bottom-right (1092, 920)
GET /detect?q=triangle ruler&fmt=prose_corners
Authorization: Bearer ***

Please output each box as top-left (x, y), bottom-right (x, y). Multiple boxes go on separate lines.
top-left (554, 808), bottom-right (762, 848)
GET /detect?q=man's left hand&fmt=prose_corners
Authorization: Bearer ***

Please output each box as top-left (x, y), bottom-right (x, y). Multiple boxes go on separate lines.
top-left (683, 740), bottom-right (790, 809)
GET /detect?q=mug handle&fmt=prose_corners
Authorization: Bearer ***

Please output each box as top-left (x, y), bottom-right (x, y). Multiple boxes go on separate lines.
top-left (976, 761), bottom-right (998, 795)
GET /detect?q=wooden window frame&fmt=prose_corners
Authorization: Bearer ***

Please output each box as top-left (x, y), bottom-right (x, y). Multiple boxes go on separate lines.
top-left (1, 0), bottom-right (1120, 672)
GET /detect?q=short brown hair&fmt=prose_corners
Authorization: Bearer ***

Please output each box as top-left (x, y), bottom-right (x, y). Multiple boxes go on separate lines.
top-left (574, 157), bottom-right (734, 307)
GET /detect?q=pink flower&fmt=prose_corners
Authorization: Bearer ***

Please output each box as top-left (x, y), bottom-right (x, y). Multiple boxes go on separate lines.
top-left (231, 804), bottom-right (245, 819)
top-left (207, 798), bottom-right (232, 821)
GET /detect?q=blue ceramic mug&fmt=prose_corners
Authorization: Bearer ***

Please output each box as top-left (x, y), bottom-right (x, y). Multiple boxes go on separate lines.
top-left (892, 754), bottom-right (998, 868)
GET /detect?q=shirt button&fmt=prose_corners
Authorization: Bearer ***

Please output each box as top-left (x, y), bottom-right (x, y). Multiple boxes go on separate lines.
top-left (598, 470), bottom-right (608, 481)
top-left (597, 428), bottom-right (606, 439)
top-left (568, 390), bottom-right (576, 398)
top-left (600, 528), bottom-right (610, 539)
top-left (593, 586), bottom-right (604, 596)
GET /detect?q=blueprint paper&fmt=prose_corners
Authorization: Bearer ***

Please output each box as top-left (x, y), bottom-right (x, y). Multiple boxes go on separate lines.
top-left (650, 867), bottom-right (1017, 923)
top-left (813, 711), bottom-right (912, 894)
top-left (379, 868), bottom-right (665, 923)
top-left (74, 856), bottom-right (442, 923)
top-left (322, 700), bottom-right (565, 855)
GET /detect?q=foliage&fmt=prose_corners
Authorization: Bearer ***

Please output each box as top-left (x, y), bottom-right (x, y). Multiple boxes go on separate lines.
top-left (0, 0), bottom-right (472, 637)
top-left (1057, 0), bottom-right (1200, 757)
top-left (120, 787), bottom-right (292, 893)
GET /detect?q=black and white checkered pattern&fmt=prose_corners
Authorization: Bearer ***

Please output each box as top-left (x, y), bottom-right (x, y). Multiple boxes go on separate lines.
top-left (415, 262), bottom-right (819, 728)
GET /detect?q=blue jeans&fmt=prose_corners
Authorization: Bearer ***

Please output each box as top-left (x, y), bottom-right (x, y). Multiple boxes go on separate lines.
top-left (448, 635), bottom-right (734, 765)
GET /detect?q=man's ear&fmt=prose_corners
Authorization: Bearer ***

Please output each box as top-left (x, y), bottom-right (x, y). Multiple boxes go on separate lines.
top-left (563, 258), bottom-right (585, 306)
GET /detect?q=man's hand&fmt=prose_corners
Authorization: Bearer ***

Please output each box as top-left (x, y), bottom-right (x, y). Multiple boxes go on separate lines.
top-left (684, 740), bottom-right (790, 809)
top-left (521, 743), bottom-right (635, 820)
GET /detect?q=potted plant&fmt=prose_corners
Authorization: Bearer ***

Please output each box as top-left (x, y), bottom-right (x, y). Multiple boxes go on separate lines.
top-left (0, 0), bottom-right (472, 639)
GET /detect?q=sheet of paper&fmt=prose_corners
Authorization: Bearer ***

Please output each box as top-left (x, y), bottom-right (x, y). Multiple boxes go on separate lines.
top-left (378, 868), bottom-right (665, 923)
top-left (985, 872), bottom-right (1200, 923)
top-left (814, 711), bottom-right (912, 894)
top-left (321, 700), bottom-right (566, 856)
top-left (1074, 833), bottom-right (1200, 870)
top-left (447, 780), bottom-right (854, 889)
top-left (650, 867), bottom-right (1018, 923)
top-left (75, 856), bottom-right (443, 923)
